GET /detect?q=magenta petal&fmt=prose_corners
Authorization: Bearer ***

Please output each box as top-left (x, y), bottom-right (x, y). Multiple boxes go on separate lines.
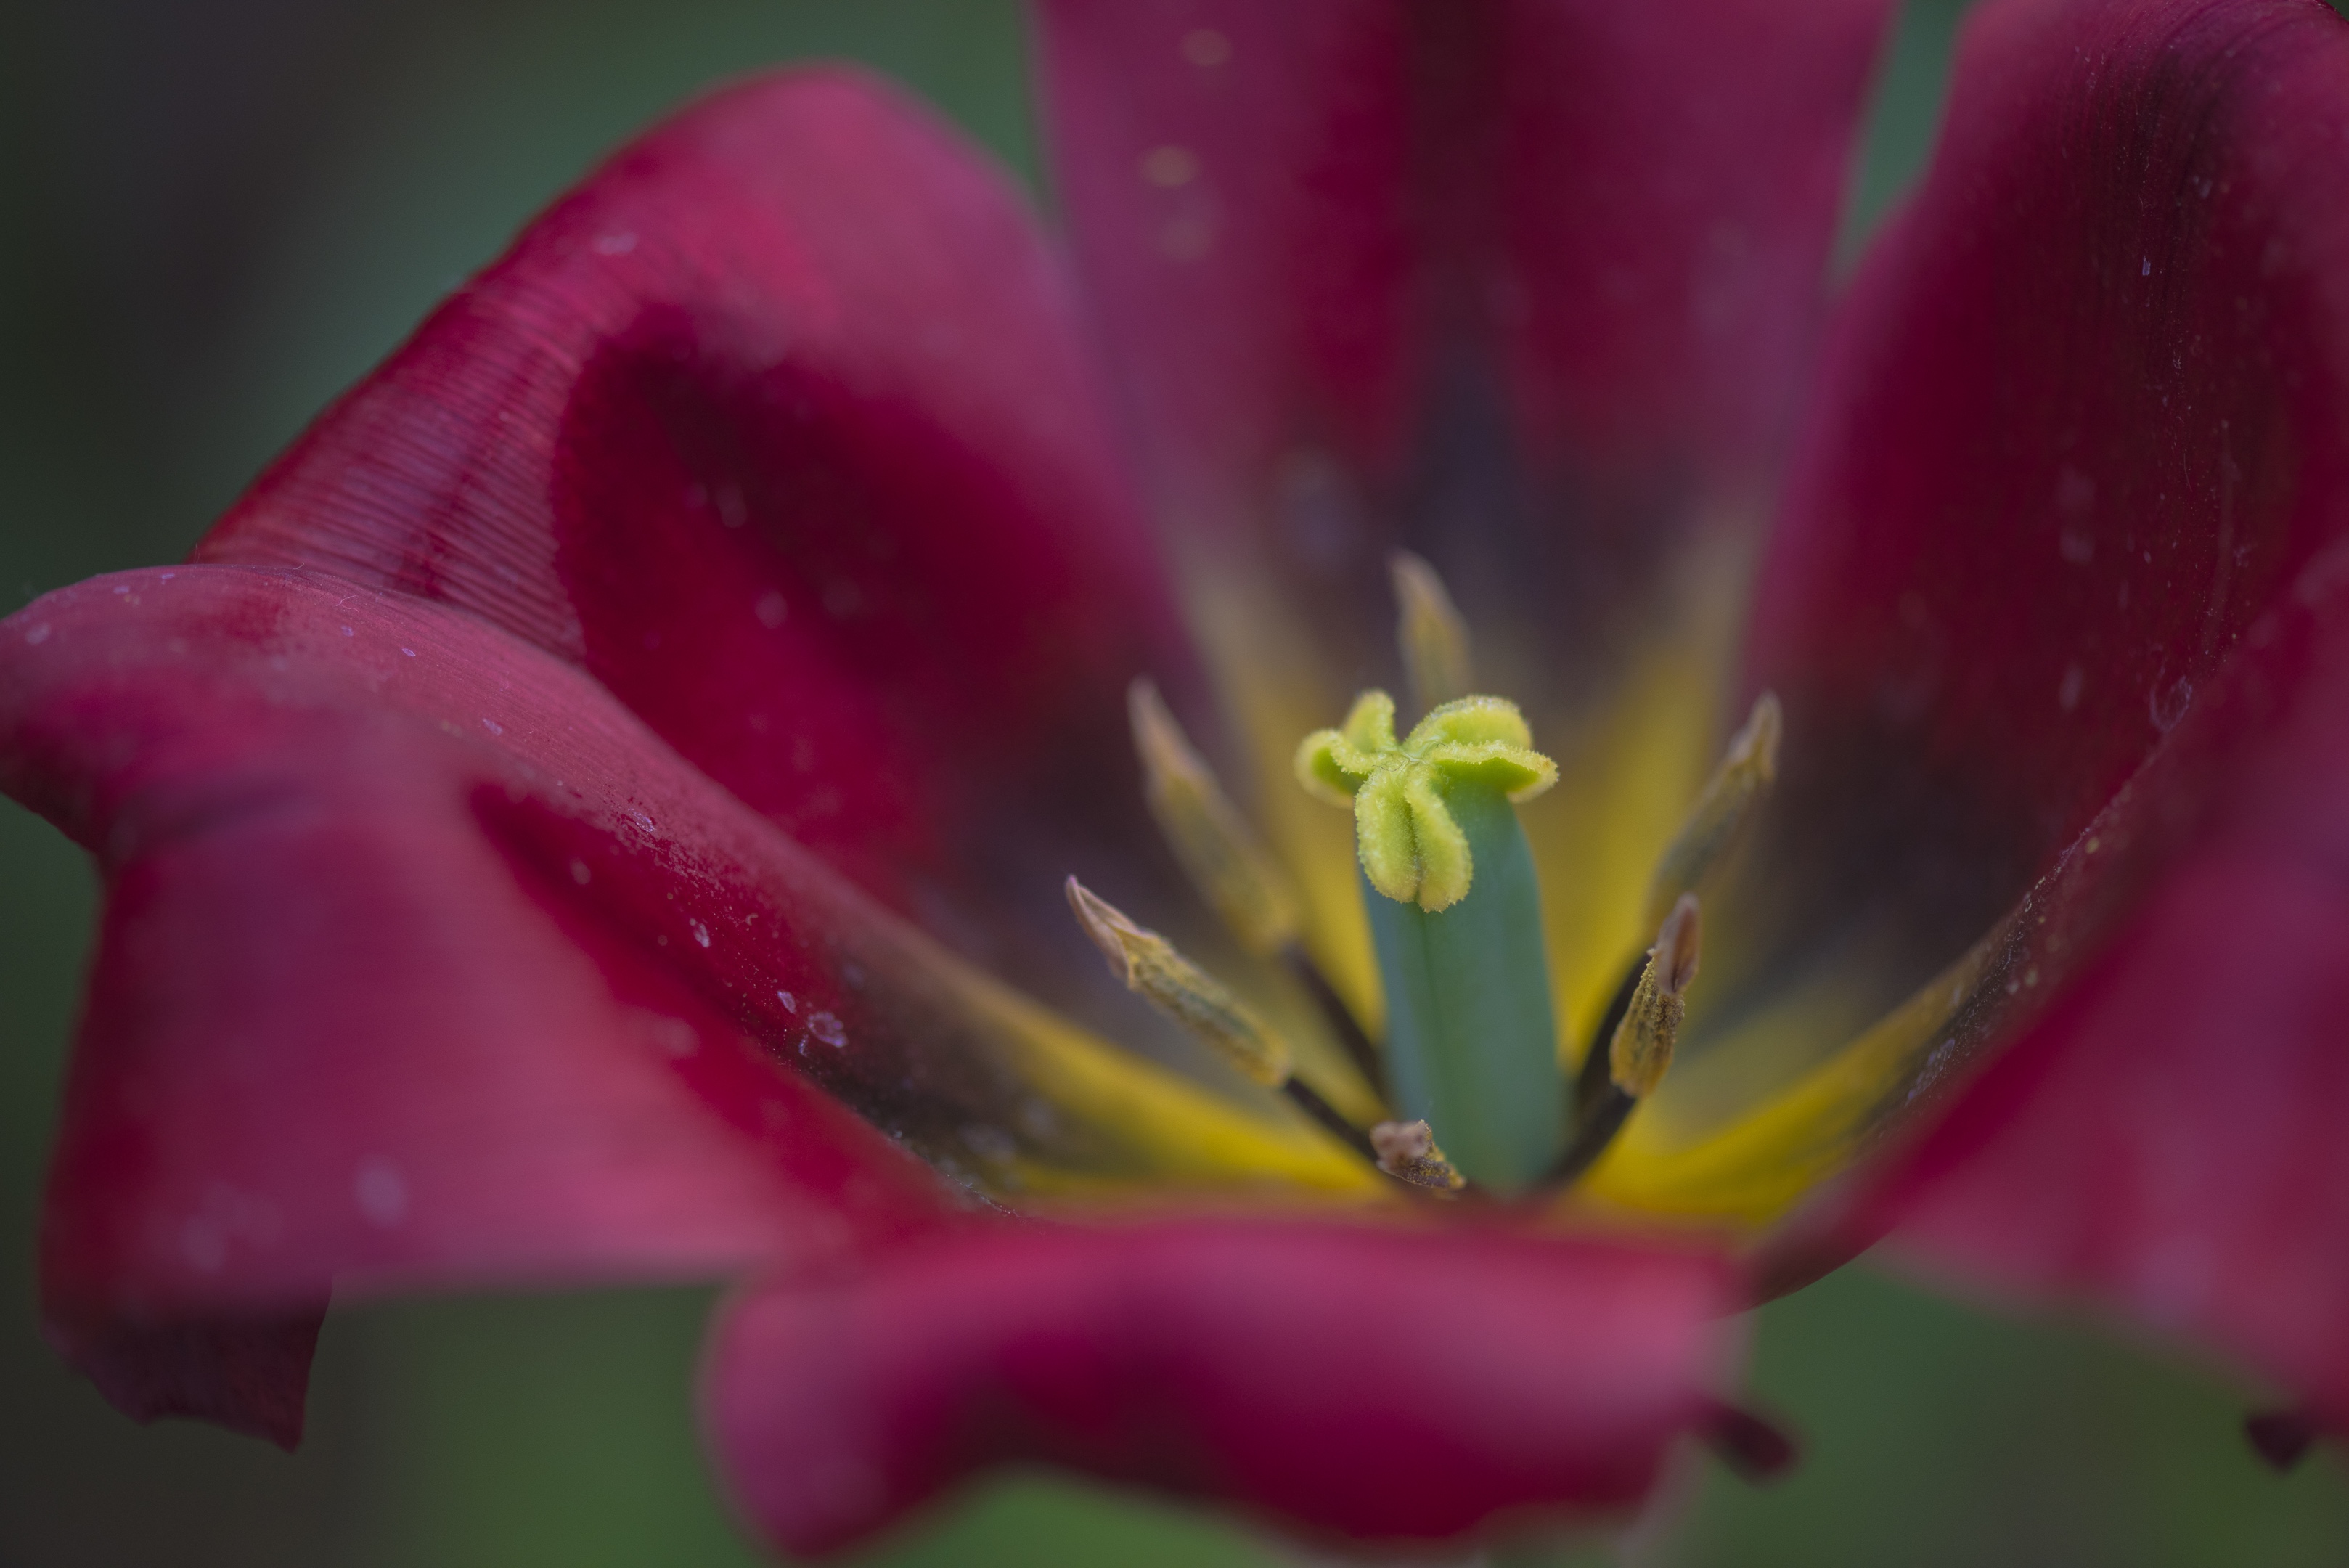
top-left (6, 567), bottom-right (968, 1436)
top-left (1747, 0), bottom-right (2349, 866)
top-left (1876, 840), bottom-right (2349, 1426)
top-left (200, 68), bottom-right (1188, 929)
top-left (1837, 582), bottom-right (2349, 1426)
top-left (1742, 0), bottom-right (2349, 1416)
top-left (1035, 0), bottom-right (1890, 536)
top-left (708, 1217), bottom-right (1733, 1553)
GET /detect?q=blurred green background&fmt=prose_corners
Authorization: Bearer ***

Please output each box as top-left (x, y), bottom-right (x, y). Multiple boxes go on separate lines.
top-left (5, 1), bottom-right (2348, 1563)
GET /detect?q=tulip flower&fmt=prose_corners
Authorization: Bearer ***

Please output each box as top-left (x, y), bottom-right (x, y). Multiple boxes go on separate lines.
top-left (7, 0), bottom-right (2349, 1556)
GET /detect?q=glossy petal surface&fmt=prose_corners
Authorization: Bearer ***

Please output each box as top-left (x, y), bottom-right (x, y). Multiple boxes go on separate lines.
top-left (1737, 0), bottom-right (2349, 1421)
top-left (5, 561), bottom-right (1392, 1438)
top-left (709, 1217), bottom-right (1733, 1553)
top-left (200, 67), bottom-right (1202, 1014)
top-left (0, 67), bottom-right (1357, 1442)
top-left (5, 568), bottom-right (958, 1442)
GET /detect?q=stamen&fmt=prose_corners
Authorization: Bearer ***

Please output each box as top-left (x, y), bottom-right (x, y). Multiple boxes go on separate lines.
top-left (1369, 1119), bottom-right (1467, 1192)
top-left (1128, 679), bottom-right (1303, 956)
top-left (1390, 550), bottom-right (1474, 711)
top-left (1645, 691), bottom-right (1781, 928)
top-left (1611, 893), bottom-right (1702, 1099)
top-left (1066, 877), bottom-right (1397, 1169)
top-left (1065, 876), bottom-right (1291, 1086)
top-left (1551, 895), bottom-right (1702, 1185)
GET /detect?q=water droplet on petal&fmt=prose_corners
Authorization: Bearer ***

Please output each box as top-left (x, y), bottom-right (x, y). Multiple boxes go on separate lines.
top-left (354, 1159), bottom-right (409, 1227)
top-left (648, 1016), bottom-right (697, 1057)
top-left (2150, 674), bottom-right (2194, 733)
top-left (1140, 145), bottom-right (1198, 187)
top-left (1181, 27), bottom-right (1230, 65)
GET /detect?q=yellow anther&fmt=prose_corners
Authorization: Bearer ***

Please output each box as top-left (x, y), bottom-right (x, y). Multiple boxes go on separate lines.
top-left (1391, 551), bottom-right (1474, 712)
top-left (1610, 893), bottom-right (1702, 1099)
top-left (1644, 691), bottom-right (1782, 929)
top-left (1370, 1119), bottom-right (1467, 1191)
top-left (1295, 692), bottom-right (1556, 912)
top-left (1065, 876), bottom-right (1293, 1086)
top-left (1128, 679), bottom-right (1303, 956)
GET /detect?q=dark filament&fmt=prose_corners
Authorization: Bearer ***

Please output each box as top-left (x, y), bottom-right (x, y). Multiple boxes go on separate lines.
top-left (1284, 944), bottom-right (1390, 1103)
top-left (1547, 954), bottom-right (1646, 1185)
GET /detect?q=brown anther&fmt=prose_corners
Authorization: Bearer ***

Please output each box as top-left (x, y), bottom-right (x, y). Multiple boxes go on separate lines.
top-left (1370, 1119), bottom-right (1467, 1191)
top-left (1609, 893), bottom-right (1702, 1100)
top-left (1065, 875), bottom-right (1292, 1086)
top-left (1129, 678), bottom-right (1303, 957)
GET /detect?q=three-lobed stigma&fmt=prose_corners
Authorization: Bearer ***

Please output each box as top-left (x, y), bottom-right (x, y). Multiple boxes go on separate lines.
top-left (1294, 690), bottom-right (1556, 913)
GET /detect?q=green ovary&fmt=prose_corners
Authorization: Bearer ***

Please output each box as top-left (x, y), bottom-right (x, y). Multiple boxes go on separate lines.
top-left (1363, 780), bottom-right (1563, 1188)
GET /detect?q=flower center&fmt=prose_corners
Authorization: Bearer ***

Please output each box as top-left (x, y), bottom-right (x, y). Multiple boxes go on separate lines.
top-left (1071, 554), bottom-right (1781, 1203)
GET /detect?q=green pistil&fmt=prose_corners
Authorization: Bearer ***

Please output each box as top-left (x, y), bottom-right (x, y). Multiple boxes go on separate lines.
top-left (1296, 692), bottom-right (1563, 1190)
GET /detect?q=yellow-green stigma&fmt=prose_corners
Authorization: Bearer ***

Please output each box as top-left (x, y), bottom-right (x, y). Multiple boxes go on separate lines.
top-left (1294, 692), bottom-right (1557, 913)
top-left (1294, 686), bottom-right (1563, 1190)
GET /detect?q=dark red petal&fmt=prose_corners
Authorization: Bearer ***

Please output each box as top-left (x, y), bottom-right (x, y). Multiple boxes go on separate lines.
top-left (59, 1312), bottom-right (323, 1450)
top-left (1828, 585), bottom-right (2349, 1429)
top-left (198, 68), bottom-right (1192, 963)
top-left (6, 567), bottom-right (977, 1435)
top-left (1034, 0), bottom-right (1888, 630)
top-left (1740, 0), bottom-right (2349, 1416)
top-left (707, 1217), bottom-right (1733, 1553)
